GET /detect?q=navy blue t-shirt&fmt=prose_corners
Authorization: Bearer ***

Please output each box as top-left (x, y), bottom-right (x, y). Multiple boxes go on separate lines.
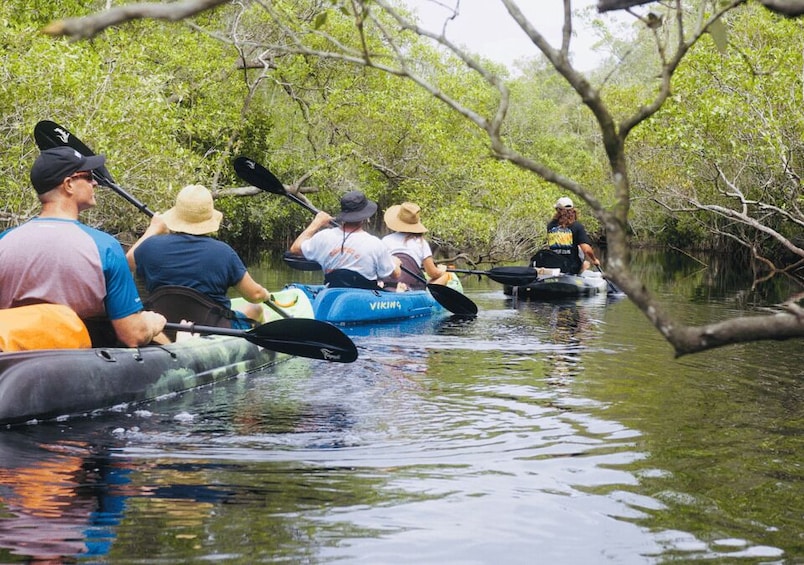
top-left (134, 233), bottom-right (247, 309)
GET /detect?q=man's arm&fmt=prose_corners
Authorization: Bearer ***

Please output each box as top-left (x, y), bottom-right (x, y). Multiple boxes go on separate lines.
top-left (112, 310), bottom-right (168, 347)
top-left (289, 211), bottom-right (333, 256)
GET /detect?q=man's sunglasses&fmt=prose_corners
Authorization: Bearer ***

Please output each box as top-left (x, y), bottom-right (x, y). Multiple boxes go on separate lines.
top-left (68, 171), bottom-right (94, 182)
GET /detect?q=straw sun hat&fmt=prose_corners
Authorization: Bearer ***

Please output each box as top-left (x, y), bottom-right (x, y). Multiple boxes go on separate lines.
top-left (161, 184), bottom-right (223, 235)
top-left (384, 202), bottom-right (427, 234)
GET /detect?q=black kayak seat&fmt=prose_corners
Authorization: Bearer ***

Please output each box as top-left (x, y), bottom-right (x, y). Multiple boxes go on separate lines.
top-left (324, 269), bottom-right (382, 290)
top-left (530, 249), bottom-right (580, 275)
top-left (143, 285), bottom-right (235, 341)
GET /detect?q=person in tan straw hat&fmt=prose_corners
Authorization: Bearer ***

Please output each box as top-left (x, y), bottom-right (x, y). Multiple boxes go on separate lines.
top-left (126, 184), bottom-right (270, 328)
top-left (289, 190), bottom-right (401, 289)
top-left (381, 202), bottom-right (450, 290)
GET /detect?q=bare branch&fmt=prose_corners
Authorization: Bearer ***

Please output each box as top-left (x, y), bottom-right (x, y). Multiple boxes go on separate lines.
top-left (42, 0), bottom-right (231, 39)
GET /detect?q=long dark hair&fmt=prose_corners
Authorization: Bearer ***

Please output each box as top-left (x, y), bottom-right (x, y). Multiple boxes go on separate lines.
top-left (552, 208), bottom-right (577, 228)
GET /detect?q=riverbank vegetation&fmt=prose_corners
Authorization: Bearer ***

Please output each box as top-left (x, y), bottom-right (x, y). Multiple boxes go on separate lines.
top-left (1, 0), bottom-right (802, 354)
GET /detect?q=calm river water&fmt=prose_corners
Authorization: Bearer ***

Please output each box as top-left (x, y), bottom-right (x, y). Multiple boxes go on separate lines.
top-left (0, 250), bottom-right (800, 564)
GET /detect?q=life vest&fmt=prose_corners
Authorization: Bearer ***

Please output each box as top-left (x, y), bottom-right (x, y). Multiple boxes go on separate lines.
top-left (0, 304), bottom-right (91, 351)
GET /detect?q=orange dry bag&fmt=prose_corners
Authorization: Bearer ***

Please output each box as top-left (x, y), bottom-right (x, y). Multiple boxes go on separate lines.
top-left (0, 304), bottom-right (92, 351)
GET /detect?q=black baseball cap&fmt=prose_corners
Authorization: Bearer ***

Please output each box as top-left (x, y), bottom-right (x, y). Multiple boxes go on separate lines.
top-left (30, 147), bottom-right (106, 194)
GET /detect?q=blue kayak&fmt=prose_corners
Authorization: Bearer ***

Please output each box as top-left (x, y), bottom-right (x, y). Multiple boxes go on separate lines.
top-left (286, 283), bottom-right (452, 325)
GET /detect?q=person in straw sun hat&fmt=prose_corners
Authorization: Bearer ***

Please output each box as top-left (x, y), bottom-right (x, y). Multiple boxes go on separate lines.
top-left (126, 184), bottom-right (271, 329)
top-left (381, 202), bottom-right (450, 290)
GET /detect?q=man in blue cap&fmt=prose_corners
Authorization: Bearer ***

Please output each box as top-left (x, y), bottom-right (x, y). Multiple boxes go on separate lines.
top-left (0, 146), bottom-right (167, 347)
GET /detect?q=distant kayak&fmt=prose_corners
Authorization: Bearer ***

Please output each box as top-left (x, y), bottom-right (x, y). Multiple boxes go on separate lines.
top-left (504, 269), bottom-right (609, 297)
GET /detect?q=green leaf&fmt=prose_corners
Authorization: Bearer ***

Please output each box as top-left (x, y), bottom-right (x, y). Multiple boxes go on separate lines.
top-left (708, 18), bottom-right (728, 53)
top-left (313, 10), bottom-right (328, 30)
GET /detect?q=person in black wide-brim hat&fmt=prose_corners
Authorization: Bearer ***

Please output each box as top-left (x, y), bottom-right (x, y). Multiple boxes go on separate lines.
top-left (289, 190), bottom-right (401, 289)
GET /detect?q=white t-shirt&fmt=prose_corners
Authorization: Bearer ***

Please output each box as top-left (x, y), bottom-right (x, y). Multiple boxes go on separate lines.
top-left (381, 232), bottom-right (433, 267)
top-left (301, 227), bottom-right (397, 280)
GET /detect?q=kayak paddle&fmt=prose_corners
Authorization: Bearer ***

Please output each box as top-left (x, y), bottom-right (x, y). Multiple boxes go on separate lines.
top-left (447, 266), bottom-right (540, 286)
top-left (33, 120), bottom-right (358, 361)
top-left (234, 156), bottom-right (478, 317)
top-left (165, 319), bottom-right (357, 363)
top-left (282, 250), bottom-right (324, 271)
top-left (33, 120), bottom-right (156, 217)
top-left (595, 265), bottom-right (625, 295)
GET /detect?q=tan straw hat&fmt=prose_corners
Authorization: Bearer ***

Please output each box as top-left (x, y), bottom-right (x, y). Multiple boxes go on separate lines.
top-left (161, 184), bottom-right (223, 235)
top-left (384, 202), bottom-right (427, 233)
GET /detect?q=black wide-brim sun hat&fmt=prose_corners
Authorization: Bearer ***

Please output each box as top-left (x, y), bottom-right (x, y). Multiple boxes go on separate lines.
top-left (335, 190), bottom-right (377, 223)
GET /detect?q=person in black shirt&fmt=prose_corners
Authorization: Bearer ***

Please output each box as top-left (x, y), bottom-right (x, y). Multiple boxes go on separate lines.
top-left (545, 196), bottom-right (600, 275)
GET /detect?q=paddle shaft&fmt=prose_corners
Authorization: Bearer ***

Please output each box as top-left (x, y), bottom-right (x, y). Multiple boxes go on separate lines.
top-left (165, 322), bottom-right (254, 339)
top-left (164, 320), bottom-right (358, 363)
top-left (595, 265), bottom-right (624, 295)
top-left (264, 296), bottom-right (290, 318)
top-left (446, 267), bottom-right (540, 286)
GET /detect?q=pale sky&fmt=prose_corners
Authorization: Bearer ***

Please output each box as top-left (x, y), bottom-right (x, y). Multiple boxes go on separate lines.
top-left (401, 0), bottom-right (623, 72)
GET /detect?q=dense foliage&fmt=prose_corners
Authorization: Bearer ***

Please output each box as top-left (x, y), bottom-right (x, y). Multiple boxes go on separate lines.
top-left (1, 0), bottom-right (801, 272)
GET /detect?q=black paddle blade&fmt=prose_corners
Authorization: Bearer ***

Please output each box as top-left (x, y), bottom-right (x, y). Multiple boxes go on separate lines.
top-left (33, 120), bottom-right (116, 185)
top-left (165, 319), bottom-right (358, 363)
top-left (233, 156), bottom-right (286, 195)
top-left (397, 263), bottom-right (478, 316)
top-left (283, 251), bottom-right (323, 271)
top-left (249, 318), bottom-right (358, 363)
top-left (484, 267), bottom-right (540, 286)
top-left (33, 120), bottom-right (154, 217)
top-left (427, 283), bottom-right (478, 317)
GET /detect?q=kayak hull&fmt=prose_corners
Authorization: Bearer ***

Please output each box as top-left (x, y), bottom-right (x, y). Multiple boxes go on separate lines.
top-left (288, 284), bottom-right (446, 325)
top-left (504, 271), bottom-right (609, 297)
top-left (0, 291), bottom-right (317, 426)
top-left (0, 335), bottom-right (279, 426)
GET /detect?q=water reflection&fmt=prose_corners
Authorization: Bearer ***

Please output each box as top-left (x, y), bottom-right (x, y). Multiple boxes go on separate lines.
top-left (0, 429), bottom-right (126, 563)
top-left (506, 293), bottom-right (614, 384)
top-left (0, 252), bottom-right (799, 563)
